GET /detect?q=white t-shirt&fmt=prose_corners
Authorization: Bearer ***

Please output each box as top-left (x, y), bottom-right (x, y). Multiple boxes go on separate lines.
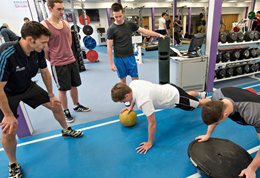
top-left (158, 17), bottom-right (166, 30)
top-left (129, 80), bottom-right (180, 117)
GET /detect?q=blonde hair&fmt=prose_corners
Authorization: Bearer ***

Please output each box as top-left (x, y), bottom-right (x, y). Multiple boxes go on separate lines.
top-left (111, 83), bottom-right (131, 102)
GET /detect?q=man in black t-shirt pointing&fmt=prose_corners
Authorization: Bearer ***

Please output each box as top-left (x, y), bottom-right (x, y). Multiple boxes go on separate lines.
top-left (107, 3), bottom-right (164, 84)
top-left (0, 21), bottom-right (83, 178)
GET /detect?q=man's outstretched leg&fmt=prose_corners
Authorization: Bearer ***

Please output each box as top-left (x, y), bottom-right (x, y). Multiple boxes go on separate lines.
top-left (42, 98), bottom-right (83, 138)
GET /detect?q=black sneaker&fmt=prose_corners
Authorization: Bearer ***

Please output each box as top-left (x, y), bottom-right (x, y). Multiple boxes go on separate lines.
top-left (62, 127), bottom-right (83, 138)
top-left (9, 162), bottom-right (22, 178)
top-left (73, 104), bottom-right (91, 112)
top-left (64, 109), bottom-right (75, 123)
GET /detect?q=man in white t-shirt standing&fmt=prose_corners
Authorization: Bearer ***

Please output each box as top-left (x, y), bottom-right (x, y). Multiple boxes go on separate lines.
top-left (157, 12), bottom-right (168, 35)
top-left (111, 80), bottom-right (206, 154)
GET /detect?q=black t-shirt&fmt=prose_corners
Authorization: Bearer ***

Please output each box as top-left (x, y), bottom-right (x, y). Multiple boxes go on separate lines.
top-left (0, 40), bottom-right (47, 95)
top-left (166, 19), bottom-right (171, 30)
top-left (107, 20), bottom-right (139, 58)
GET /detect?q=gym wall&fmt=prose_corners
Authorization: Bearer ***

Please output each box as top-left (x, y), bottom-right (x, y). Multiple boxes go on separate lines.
top-left (0, 0), bottom-right (38, 35)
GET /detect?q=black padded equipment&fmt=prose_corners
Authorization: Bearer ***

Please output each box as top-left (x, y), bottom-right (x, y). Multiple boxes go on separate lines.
top-left (188, 138), bottom-right (252, 178)
top-left (158, 37), bottom-right (170, 84)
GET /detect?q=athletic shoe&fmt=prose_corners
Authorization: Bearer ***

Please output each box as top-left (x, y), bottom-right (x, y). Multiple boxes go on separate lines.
top-left (9, 162), bottom-right (22, 178)
top-left (64, 109), bottom-right (75, 123)
top-left (62, 127), bottom-right (83, 138)
top-left (199, 91), bottom-right (207, 99)
top-left (73, 104), bottom-right (91, 112)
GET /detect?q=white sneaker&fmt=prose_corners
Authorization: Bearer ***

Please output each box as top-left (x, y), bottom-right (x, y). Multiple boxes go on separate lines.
top-left (199, 91), bottom-right (207, 99)
top-left (124, 101), bottom-right (131, 107)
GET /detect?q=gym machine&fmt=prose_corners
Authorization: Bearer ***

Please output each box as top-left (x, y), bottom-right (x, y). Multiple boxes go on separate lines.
top-left (170, 33), bottom-right (207, 91)
top-left (97, 27), bottom-right (107, 46)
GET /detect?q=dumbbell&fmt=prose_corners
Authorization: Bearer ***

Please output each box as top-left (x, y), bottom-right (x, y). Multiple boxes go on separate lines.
top-left (236, 32), bottom-right (244, 42)
top-left (216, 68), bottom-right (226, 79)
top-left (255, 48), bottom-right (260, 57)
top-left (222, 51), bottom-right (230, 62)
top-left (233, 66), bottom-right (243, 76)
top-left (216, 53), bottom-right (222, 63)
top-left (240, 48), bottom-right (250, 60)
top-left (82, 51), bottom-right (86, 59)
top-left (255, 63), bottom-right (259, 71)
top-left (226, 67), bottom-right (234, 77)
top-left (227, 32), bottom-right (237, 43)
top-left (244, 31), bottom-right (255, 41)
top-left (249, 64), bottom-right (257, 72)
top-left (230, 50), bottom-right (240, 61)
top-left (243, 64), bottom-right (251, 73)
top-left (249, 48), bottom-right (257, 58)
top-left (219, 32), bottom-right (227, 43)
top-left (253, 31), bottom-right (259, 41)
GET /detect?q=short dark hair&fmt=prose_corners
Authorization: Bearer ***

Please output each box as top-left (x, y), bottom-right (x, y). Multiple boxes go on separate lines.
top-left (175, 15), bottom-right (179, 18)
top-left (201, 100), bottom-right (225, 125)
top-left (111, 82), bottom-right (132, 102)
top-left (162, 12), bottom-right (167, 17)
top-left (21, 21), bottom-right (51, 39)
top-left (111, 3), bottom-right (123, 12)
top-left (23, 17), bottom-right (30, 21)
top-left (47, 0), bottom-right (63, 8)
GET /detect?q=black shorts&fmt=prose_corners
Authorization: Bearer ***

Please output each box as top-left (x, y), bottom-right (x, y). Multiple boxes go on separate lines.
top-left (0, 82), bottom-right (50, 122)
top-left (51, 61), bottom-right (82, 91)
top-left (171, 84), bottom-right (199, 111)
top-left (156, 29), bottom-right (167, 35)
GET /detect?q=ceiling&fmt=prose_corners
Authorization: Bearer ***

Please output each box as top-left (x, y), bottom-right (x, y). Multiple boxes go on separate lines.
top-left (65, 0), bottom-right (252, 3)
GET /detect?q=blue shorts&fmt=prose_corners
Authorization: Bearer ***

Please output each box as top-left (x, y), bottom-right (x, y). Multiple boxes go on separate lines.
top-left (114, 55), bottom-right (138, 79)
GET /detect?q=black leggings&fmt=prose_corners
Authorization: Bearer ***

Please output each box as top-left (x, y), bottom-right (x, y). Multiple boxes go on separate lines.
top-left (170, 84), bottom-right (199, 111)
